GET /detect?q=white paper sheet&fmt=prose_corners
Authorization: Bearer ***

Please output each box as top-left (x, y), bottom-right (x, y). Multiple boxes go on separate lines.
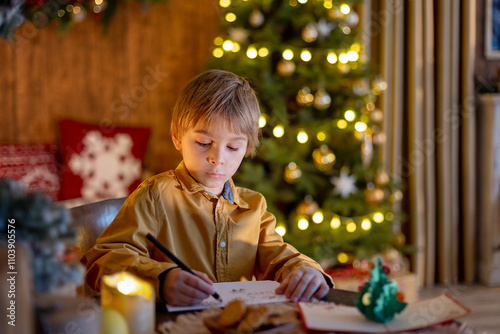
top-left (298, 294), bottom-right (470, 333)
top-left (166, 280), bottom-right (289, 312)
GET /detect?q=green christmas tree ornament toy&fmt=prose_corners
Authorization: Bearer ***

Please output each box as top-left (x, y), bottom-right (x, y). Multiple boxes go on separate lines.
top-left (355, 258), bottom-right (407, 323)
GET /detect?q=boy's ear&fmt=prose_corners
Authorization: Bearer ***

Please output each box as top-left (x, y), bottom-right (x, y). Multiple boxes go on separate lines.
top-left (171, 133), bottom-right (182, 151)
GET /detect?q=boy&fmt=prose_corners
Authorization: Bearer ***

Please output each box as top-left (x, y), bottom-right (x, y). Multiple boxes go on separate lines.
top-left (82, 69), bottom-right (333, 306)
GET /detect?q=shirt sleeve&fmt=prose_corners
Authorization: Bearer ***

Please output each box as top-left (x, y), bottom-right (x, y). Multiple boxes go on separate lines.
top-left (254, 195), bottom-right (334, 288)
top-left (80, 180), bottom-right (176, 301)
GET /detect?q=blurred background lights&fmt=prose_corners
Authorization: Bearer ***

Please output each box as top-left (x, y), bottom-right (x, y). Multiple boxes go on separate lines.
top-left (298, 218), bottom-right (309, 230)
top-left (298, 0), bottom-right (308, 3)
top-left (330, 217), bottom-right (341, 229)
top-left (214, 36), bottom-right (223, 45)
top-left (273, 125), bottom-right (285, 137)
top-left (337, 252), bottom-right (349, 263)
top-left (385, 212), bottom-right (394, 221)
top-left (361, 218), bottom-right (372, 230)
top-left (275, 225), bottom-right (286, 236)
top-left (344, 110), bottom-right (356, 121)
top-left (355, 122), bottom-right (367, 132)
top-left (300, 49), bottom-right (312, 62)
top-left (258, 47), bottom-right (269, 57)
top-left (246, 47), bottom-right (257, 59)
top-left (337, 119), bottom-right (348, 129)
top-left (350, 42), bottom-right (361, 52)
top-left (347, 50), bottom-right (359, 61)
top-left (340, 3), bottom-right (350, 14)
top-left (258, 115), bottom-right (266, 128)
top-left (317, 131), bottom-right (326, 141)
top-left (346, 221), bottom-right (356, 232)
top-left (222, 40), bottom-right (233, 51)
top-left (212, 48), bottom-right (224, 58)
top-left (232, 42), bottom-right (240, 52)
top-left (312, 210), bottom-right (324, 223)
top-left (219, 0), bottom-right (231, 7)
top-left (95, 0), bottom-right (103, 4)
top-left (297, 131), bottom-right (308, 143)
top-left (225, 12), bottom-right (236, 22)
top-left (339, 53), bottom-right (349, 63)
top-left (283, 49), bottom-right (294, 60)
top-left (374, 212), bottom-right (385, 223)
top-left (323, 0), bottom-right (332, 9)
top-left (327, 52), bottom-right (338, 64)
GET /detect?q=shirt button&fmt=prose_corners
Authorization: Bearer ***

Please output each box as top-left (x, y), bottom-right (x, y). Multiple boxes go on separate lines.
top-left (220, 241), bottom-right (226, 248)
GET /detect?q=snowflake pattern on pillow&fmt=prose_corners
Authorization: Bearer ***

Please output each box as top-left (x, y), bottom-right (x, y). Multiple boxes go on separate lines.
top-left (59, 119), bottom-right (151, 200)
top-left (68, 131), bottom-right (142, 199)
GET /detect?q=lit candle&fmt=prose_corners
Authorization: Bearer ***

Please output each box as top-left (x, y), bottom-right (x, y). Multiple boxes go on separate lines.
top-left (101, 272), bottom-right (155, 334)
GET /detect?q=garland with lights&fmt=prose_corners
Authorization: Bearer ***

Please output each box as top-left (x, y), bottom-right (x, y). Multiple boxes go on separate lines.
top-left (209, 0), bottom-right (410, 268)
top-left (0, 0), bottom-right (168, 40)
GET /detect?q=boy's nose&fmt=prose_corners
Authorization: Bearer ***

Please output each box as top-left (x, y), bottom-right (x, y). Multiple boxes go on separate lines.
top-left (208, 148), bottom-right (224, 165)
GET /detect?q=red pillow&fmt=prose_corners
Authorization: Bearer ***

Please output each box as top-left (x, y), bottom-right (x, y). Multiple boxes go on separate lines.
top-left (0, 143), bottom-right (61, 200)
top-left (59, 119), bottom-right (151, 200)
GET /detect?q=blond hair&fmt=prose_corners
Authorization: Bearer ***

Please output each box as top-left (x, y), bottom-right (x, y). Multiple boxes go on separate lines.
top-left (171, 69), bottom-right (261, 156)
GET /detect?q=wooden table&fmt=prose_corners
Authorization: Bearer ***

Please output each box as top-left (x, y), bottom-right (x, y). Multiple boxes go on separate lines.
top-left (155, 289), bottom-right (478, 334)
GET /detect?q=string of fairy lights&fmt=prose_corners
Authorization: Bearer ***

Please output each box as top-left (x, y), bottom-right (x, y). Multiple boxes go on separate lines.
top-left (214, 0), bottom-right (403, 263)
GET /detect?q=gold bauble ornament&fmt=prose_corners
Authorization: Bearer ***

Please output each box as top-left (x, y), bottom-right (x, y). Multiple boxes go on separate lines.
top-left (313, 88), bottom-right (331, 110)
top-left (296, 87), bottom-right (314, 106)
top-left (375, 169), bottom-right (390, 186)
top-left (329, 6), bottom-right (343, 20)
top-left (393, 233), bottom-right (406, 248)
top-left (284, 162), bottom-right (302, 183)
top-left (370, 108), bottom-right (384, 122)
top-left (345, 11), bottom-right (359, 27)
top-left (296, 195), bottom-right (319, 216)
top-left (390, 190), bottom-right (404, 203)
top-left (372, 132), bottom-right (386, 145)
top-left (365, 188), bottom-right (385, 204)
top-left (302, 23), bottom-right (319, 42)
top-left (352, 79), bottom-right (370, 96)
top-left (312, 145), bottom-right (336, 171)
top-left (372, 76), bottom-right (388, 95)
top-left (249, 9), bottom-right (264, 27)
top-left (277, 60), bottom-right (295, 76)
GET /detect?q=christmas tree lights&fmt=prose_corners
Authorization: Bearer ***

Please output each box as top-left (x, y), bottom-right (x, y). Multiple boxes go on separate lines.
top-left (208, 0), bottom-right (406, 266)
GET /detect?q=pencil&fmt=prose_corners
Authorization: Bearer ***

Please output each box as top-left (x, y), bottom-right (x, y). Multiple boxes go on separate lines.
top-left (146, 233), bottom-right (222, 302)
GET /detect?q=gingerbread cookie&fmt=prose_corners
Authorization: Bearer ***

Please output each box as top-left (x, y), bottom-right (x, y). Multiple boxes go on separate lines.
top-left (218, 299), bottom-right (247, 327)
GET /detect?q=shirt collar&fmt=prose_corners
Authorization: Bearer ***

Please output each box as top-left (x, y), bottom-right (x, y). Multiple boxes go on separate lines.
top-left (174, 162), bottom-right (249, 209)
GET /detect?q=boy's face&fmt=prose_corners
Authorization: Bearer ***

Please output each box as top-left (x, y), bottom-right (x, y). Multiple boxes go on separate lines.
top-left (172, 120), bottom-right (248, 196)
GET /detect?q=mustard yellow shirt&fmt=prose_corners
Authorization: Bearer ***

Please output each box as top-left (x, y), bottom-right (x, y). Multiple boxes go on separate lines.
top-left (82, 162), bottom-right (333, 301)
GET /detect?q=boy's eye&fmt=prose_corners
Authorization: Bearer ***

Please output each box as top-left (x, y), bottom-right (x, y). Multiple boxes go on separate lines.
top-left (196, 141), bottom-right (211, 148)
top-left (227, 146), bottom-right (239, 151)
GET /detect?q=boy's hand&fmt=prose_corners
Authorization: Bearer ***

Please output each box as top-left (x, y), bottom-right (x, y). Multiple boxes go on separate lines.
top-left (161, 268), bottom-right (215, 306)
top-left (275, 266), bottom-right (330, 302)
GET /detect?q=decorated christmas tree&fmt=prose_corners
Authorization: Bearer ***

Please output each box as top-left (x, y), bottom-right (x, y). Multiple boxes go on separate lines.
top-left (208, 0), bottom-right (406, 267)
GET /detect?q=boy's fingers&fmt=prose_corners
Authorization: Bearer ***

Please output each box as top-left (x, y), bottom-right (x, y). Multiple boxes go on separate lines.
top-left (171, 287), bottom-right (207, 306)
top-left (275, 274), bottom-right (291, 294)
top-left (183, 271), bottom-right (215, 296)
top-left (297, 279), bottom-right (321, 301)
top-left (284, 272), bottom-right (305, 299)
top-left (288, 273), bottom-right (314, 301)
top-left (313, 283), bottom-right (330, 299)
top-left (192, 269), bottom-right (214, 285)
